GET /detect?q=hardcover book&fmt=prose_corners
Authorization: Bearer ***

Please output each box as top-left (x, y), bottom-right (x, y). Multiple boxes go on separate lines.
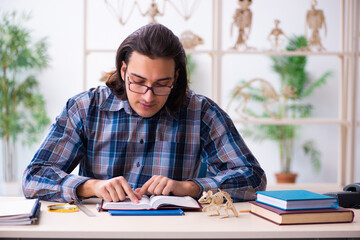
top-left (100, 195), bottom-right (201, 211)
top-left (256, 190), bottom-right (338, 210)
top-left (250, 201), bottom-right (354, 225)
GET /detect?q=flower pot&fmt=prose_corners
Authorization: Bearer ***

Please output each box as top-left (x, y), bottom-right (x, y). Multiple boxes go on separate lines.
top-left (275, 172), bottom-right (297, 184)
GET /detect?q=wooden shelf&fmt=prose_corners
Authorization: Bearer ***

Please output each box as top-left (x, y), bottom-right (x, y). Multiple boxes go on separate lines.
top-left (87, 49), bottom-right (350, 57)
top-left (185, 50), bottom-right (347, 57)
top-left (86, 49), bottom-right (116, 54)
top-left (232, 118), bottom-right (350, 125)
top-left (222, 50), bottom-right (348, 57)
top-left (267, 183), bottom-right (343, 193)
top-left (83, 0), bottom-right (359, 186)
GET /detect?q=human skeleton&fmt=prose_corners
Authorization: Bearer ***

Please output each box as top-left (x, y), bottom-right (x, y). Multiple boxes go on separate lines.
top-left (105, 0), bottom-right (198, 25)
top-left (231, 0), bottom-right (255, 50)
top-left (302, 0), bottom-right (327, 51)
top-left (137, 0), bottom-right (164, 23)
top-left (268, 19), bottom-right (288, 51)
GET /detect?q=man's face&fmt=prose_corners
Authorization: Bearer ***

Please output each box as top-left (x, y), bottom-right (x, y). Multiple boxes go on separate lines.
top-left (121, 51), bottom-right (178, 118)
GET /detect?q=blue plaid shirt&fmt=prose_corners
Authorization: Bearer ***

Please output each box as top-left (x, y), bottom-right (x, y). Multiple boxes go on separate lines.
top-left (23, 86), bottom-right (266, 203)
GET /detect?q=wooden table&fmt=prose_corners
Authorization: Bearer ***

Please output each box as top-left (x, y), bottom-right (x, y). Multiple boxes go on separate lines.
top-left (0, 184), bottom-right (359, 239)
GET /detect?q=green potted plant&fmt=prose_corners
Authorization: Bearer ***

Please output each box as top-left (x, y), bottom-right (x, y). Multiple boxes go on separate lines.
top-left (0, 11), bottom-right (50, 184)
top-left (233, 36), bottom-right (331, 183)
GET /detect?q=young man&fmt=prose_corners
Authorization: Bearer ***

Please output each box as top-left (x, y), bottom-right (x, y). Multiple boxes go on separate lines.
top-left (23, 24), bottom-right (266, 203)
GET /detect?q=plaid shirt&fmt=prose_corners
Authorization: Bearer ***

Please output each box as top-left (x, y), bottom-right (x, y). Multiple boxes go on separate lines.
top-left (23, 86), bottom-right (266, 203)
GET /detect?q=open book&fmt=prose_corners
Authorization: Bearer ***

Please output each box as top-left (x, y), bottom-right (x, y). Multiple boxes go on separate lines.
top-left (100, 195), bottom-right (201, 211)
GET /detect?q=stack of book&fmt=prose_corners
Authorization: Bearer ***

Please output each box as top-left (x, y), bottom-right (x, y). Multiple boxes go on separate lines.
top-left (0, 198), bottom-right (41, 225)
top-left (250, 190), bottom-right (354, 225)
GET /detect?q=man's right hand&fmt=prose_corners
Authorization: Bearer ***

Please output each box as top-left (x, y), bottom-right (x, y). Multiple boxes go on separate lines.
top-left (76, 176), bottom-right (142, 203)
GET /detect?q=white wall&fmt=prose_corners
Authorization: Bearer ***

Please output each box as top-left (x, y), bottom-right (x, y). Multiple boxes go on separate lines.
top-left (0, 0), bottom-right (358, 192)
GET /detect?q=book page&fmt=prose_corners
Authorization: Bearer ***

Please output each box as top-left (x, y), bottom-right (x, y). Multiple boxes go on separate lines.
top-left (149, 195), bottom-right (200, 209)
top-left (102, 195), bottom-right (152, 210)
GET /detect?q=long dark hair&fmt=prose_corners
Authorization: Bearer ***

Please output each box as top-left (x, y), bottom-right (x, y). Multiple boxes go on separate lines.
top-left (106, 23), bottom-right (188, 112)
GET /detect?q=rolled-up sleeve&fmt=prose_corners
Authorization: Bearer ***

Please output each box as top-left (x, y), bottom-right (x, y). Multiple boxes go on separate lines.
top-left (22, 98), bottom-right (90, 203)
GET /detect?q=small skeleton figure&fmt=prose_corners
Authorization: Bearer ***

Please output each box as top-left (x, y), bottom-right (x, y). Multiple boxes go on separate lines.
top-left (303, 0), bottom-right (327, 51)
top-left (268, 19), bottom-right (288, 51)
top-left (230, 0), bottom-right (256, 51)
top-left (198, 189), bottom-right (238, 218)
top-left (105, 0), bottom-right (199, 25)
top-left (180, 30), bottom-right (204, 50)
top-left (227, 78), bottom-right (297, 119)
top-left (104, 0), bottom-right (137, 25)
top-left (136, 0), bottom-right (165, 24)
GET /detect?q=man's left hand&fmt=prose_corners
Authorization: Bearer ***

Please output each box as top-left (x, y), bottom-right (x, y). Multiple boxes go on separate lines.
top-left (135, 175), bottom-right (200, 197)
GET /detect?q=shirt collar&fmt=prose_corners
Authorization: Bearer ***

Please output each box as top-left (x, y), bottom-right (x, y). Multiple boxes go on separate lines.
top-left (99, 87), bottom-right (131, 114)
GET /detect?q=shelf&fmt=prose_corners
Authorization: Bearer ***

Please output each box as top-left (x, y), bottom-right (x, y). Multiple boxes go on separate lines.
top-left (86, 49), bottom-right (116, 55)
top-left (232, 118), bottom-right (349, 125)
top-left (267, 183), bottom-right (343, 193)
top-left (223, 50), bottom-right (348, 57)
top-left (87, 48), bottom-right (349, 57)
top-left (83, 0), bottom-right (359, 186)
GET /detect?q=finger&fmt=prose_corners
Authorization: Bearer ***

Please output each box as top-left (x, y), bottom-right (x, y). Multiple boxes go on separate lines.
top-left (162, 180), bottom-right (176, 196)
top-left (147, 176), bottom-right (163, 195)
top-left (162, 185), bottom-right (172, 196)
top-left (134, 188), bottom-right (145, 199)
top-left (137, 176), bottom-right (156, 196)
top-left (133, 191), bottom-right (142, 199)
top-left (118, 177), bottom-right (140, 203)
top-left (126, 190), bottom-right (140, 204)
top-left (99, 185), bottom-right (112, 202)
top-left (154, 177), bottom-right (168, 195)
top-left (113, 181), bottom-right (126, 201)
top-left (106, 183), bottom-right (120, 202)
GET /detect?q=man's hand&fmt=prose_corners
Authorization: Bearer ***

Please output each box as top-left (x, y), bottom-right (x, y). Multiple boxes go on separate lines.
top-left (135, 175), bottom-right (200, 198)
top-left (77, 176), bottom-right (142, 203)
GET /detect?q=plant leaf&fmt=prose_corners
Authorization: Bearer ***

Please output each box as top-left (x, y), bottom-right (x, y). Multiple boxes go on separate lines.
top-left (303, 140), bottom-right (321, 172)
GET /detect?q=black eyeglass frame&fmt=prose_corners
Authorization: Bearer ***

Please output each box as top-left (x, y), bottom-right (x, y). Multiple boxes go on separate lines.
top-left (126, 76), bottom-right (174, 96)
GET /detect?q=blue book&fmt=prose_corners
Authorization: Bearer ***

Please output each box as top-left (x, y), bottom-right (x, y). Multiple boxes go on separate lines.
top-left (108, 209), bottom-right (185, 216)
top-left (256, 190), bottom-right (338, 210)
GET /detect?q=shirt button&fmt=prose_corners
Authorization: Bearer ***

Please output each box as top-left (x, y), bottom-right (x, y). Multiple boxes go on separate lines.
top-left (136, 162), bottom-right (140, 167)
top-left (140, 139), bottom-right (144, 144)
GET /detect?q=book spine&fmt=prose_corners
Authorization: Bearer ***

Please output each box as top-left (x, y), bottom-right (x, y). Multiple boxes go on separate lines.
top-left (255, 200), bottom-right (338, 210)
top-left (250, 211), bottom-right (355, 225)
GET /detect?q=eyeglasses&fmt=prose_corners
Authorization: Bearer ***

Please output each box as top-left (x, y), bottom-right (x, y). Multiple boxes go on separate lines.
top-left (127, 76), bottom-right (173, 96)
